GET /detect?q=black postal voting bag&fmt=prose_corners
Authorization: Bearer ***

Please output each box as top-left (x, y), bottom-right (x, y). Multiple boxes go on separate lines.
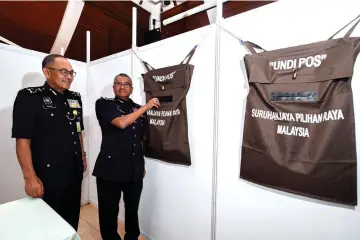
top-left (140, 46), bottom-right (197, 166)
top-left (240, 14), bottom-right (360, 205)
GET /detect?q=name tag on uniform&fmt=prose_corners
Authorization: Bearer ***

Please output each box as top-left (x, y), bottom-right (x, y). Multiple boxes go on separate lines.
top-left (42, 104), bottom-right (57, 109)
top-left (76, 122), bottom-right (81, 132)
top-left (117, 106), bottom-right (125, 113)
top-left (67, 99), bottom-right (81, 108)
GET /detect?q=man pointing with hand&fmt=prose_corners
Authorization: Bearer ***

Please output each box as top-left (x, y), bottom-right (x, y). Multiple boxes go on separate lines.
top-left (93, 73), bottom-right (159, 240)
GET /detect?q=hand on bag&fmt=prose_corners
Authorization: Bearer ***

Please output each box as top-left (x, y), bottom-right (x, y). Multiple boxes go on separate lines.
top-left (25, 175), bottom-right (44, 198)
top-left (146, 98), bottom-right (160, 110)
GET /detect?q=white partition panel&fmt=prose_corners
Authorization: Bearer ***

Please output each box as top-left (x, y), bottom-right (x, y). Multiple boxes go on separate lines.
top-left (68, 56), bottom-right (89, 206)
top-left (216, 0), bottom-right (360, 240)
top-left (0, 44), bottom-right (88, 205)
top-left (87, 50), bottom-right (132, 220)
top-left (132, 25), bottom-right (216, 240)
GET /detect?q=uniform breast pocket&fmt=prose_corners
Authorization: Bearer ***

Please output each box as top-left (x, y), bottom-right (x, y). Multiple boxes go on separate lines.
top-left (39, 107), bottom-right (64, 131)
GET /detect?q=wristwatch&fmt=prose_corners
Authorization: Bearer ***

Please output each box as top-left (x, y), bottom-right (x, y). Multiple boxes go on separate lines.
top-left (82, 151), bottom-right (87, 157)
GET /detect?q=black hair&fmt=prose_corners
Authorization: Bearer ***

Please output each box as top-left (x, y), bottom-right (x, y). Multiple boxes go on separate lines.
top-left (42, 54), bottom-right (67, 69)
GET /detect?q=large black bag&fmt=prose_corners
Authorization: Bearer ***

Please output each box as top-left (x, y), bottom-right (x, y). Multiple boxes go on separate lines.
top-left (240, 15), bottom-right (360, 205)
top-left (140, 46), bottom-right (197, 166)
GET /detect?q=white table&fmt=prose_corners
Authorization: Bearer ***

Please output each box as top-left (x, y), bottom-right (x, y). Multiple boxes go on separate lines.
top-left (0, 197), bottom-right (81, 240)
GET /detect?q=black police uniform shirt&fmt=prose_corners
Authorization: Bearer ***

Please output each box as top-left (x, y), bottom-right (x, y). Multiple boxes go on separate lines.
top-left (93, 96), bottom-right (146, 183)
top-left (11, 81), bottom-right (84, 189)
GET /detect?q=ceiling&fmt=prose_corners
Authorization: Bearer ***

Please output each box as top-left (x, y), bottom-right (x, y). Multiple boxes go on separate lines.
top-left (0, 1), bottom-right (274, 62)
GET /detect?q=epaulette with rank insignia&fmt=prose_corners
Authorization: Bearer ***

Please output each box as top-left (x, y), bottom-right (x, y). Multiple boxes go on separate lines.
top-left (70, 91), bottom-right (81, 97)
top-left (25, 87), bottom-right (45, 95)
top-left (101, 97), bottom-right (115, 101)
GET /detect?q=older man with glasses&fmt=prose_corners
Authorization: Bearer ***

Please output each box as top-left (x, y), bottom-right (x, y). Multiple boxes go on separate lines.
top-left (93, 73), bottom-right (160, 240)
top-left (11, 54), bottom-right (86, 231)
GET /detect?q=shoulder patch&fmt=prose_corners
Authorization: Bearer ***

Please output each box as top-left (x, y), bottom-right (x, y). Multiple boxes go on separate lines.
top-left (101, 97), bottom-right (115, 101)
top-left (71, 91), bottom-right (81, 97)
top-left (24, 87), bottom-right (45, 95)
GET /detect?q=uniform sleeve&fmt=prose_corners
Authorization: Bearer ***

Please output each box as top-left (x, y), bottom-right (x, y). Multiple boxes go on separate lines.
top-left (11, 90), bottom-right (37, 139)
top-left (95, 99), bottom-right (123, 125)
top-left (142, 113), bottom-right (149, 141)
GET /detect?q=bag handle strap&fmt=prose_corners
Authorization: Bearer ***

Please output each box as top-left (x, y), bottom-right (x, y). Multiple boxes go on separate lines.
top-left (132, 48), bottom-right (156, 72)
top-left (180, 45), bottom-right (197, 65)
top-left (141, 61), bottom-right (156, 72)
top-left (242, 40), bottom-right (266, 54)
top-left (328, 13), bottom-right (360, 40)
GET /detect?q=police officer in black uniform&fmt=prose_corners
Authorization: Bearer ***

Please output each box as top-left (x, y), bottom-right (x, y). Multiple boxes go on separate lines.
top-left (93, 73), bottom-right (159, 240)
top-left (11, 54), bottom-right (86, 231)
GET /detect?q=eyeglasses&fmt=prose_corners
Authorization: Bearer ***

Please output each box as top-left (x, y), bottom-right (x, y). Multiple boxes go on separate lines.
top-left (114, 82), bottom-right (132, 88)
top-left (47, 67), bottom-right (76, 77)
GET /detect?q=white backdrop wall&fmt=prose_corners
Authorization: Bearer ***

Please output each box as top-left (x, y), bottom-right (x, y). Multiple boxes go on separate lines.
top-left (0, 44), bottom-right (89, 205)
top-left (216, 0), bottom-right (360, 240)
top-left (133, 25), bottom-right (215, 240)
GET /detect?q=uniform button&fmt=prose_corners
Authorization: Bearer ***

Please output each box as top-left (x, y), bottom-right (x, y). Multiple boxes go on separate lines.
top-left (75, 152), bottom-right (77, 155)
top-left (51, 113), bottom-right (54, 116)
top-left (108, 156), bottom-right (111, 158)
top-left (47, 164), bottom-right (50, 167)
top-left (74, 141), bottom-right (76, 144)
top-left (134, 144), bottom-right (136, 146)
top-left (72, 132), bottom-right (74, 135)
top-left (69, 122), bottom-right (72, 125)
top-left (133, 153), bottom-right (135, 155)
top-left (67, 112), bottom-right (70, 115)
top-left (135, 135), bottom-right (137, 137)
top-left (133, 126), bottom-right (135, 129)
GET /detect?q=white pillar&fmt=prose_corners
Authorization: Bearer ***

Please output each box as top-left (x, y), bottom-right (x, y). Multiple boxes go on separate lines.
top-left (211, 0), bottom-right (223, 239)
top-left (205, 0), bottom-right (217, 24)
top-left (131, 7), bottom-right (137, 99)
top-left (0, 36), bottom-right (21, 47)
top-left (86, 31), bottom-right (90, 63)
top-left (132, 7), bottom-right (137, 48)
top-left (50, 0), bottom-right (84, 54)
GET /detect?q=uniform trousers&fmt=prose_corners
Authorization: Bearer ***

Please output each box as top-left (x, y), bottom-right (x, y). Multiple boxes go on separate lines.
top-left (42, 175), bottom-right (83, 231)
top-left (96, 177), bottom-right (143, 240)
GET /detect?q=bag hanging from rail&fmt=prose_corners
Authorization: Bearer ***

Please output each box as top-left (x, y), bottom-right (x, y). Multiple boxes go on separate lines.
top-left (240, 14), bottom-right (360, 206)
top-left (140, 46), bottom-right (197, 166)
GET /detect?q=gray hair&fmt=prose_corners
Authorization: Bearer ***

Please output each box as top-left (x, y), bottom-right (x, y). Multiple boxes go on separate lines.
top-left (42, 54), bottom-right (67, 69)
top-left (113, 73), bottom-right (132, 85)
